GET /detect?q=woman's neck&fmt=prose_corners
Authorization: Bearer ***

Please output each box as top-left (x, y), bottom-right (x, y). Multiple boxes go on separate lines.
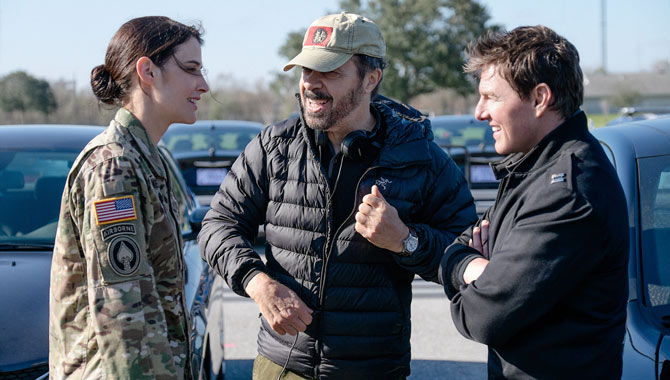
top-left (123, 98), bottom-right (168, 146)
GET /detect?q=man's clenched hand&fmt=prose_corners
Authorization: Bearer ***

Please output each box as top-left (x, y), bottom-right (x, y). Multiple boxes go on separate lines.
top-left (245, 272), bottom-right (313, 336)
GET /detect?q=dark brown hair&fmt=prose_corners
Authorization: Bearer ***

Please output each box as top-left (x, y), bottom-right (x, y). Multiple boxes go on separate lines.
top-left (353, 54), bottom-right (386, 98)
top-left (91, 16), bottom-right (203, 106)
top-left (465, 25), bottom-right (583, 118)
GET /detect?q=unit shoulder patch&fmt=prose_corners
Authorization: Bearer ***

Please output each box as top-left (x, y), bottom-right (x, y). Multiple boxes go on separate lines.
top-left (107, 236), bottom-right (141, 277)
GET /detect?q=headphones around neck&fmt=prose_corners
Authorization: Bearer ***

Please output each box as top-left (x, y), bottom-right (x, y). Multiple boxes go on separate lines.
top-left (314, 128), bottom-right (381, 161)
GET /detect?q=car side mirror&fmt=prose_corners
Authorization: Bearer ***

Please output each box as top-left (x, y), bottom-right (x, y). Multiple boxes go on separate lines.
top-left (183, 205), bottom-right (210, 241)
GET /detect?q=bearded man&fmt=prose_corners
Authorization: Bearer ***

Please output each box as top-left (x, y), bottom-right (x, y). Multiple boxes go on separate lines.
top-left (199, 12), bottom-right (477, 380)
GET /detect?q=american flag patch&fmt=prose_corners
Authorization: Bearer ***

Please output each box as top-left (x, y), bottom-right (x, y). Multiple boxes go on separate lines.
top-left (94, 195), bottom-right (137, 225)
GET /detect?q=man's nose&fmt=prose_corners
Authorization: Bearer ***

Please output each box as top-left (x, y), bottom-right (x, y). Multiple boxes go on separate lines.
top-left (302, 71), bottom-right (323, 90)
top-left (474, 99), bottom-right (488, 121)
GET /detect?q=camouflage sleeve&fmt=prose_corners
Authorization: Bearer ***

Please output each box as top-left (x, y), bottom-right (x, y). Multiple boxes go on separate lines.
top-left (73, 154), bottom-right (179, 379)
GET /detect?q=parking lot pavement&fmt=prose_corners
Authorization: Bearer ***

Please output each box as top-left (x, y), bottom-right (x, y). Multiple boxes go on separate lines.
top-left (222, 277), bottom-right (487, 379)
top-left (408, 279), bottom-right (487, 379)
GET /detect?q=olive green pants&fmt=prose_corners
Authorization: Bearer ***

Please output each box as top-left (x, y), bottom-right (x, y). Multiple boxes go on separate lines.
top-left (252, 354), bottom-right (311, 380)
top-left (251, 353), bottom-right (407, 380)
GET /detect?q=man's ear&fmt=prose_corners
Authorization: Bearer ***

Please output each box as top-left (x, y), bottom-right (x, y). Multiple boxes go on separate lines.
top-left (364, 68), bottom-right (382, 95)
top-left (532, 83), bottom-right (553, 118)
top-left (136, 56), bottom-right (155, 86)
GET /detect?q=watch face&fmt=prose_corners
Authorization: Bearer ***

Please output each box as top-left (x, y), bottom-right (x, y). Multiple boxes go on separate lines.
top-left (405, 234), bottom-right (418, 253)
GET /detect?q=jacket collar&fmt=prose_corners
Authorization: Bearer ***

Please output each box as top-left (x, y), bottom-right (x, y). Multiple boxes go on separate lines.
top-left (114, 108), bottom-right (166, 179)
top-left (372, 95), bottom-right (434, 167)
top-left (296, 94), bottom-right (434, 167)
top-left (491, 110), bottom-right (588, 179)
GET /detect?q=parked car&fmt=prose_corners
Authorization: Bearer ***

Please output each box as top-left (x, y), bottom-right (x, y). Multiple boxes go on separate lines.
top-left (162, 120), bottom-right (264, 204)
top-left (0, 125), bottom-right (225, 380)
top-left (592, 117), bottom-right (670, 379)
top-left (607, 106), bottom-right (670, 126)
top-left (430, 114), bottom-right (503, 215)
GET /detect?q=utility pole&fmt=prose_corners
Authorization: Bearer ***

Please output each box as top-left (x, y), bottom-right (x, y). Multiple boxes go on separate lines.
top-left (601, 0), bottom-right (607, 73)
top-left (0, 1), bottom-right (3, 67)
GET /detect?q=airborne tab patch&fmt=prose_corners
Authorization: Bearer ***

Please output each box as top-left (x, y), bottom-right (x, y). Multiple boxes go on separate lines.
top-left (102, 223), bottom-right (136, 241)
top-left (94, 195), bottom-right (137, 225)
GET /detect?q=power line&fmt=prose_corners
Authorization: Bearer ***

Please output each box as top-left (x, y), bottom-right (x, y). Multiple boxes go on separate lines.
top-left (601, 0), bottom-right (607, 73)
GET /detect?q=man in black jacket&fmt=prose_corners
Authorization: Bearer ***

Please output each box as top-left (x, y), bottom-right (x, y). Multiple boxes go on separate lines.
top-left (439, 25), bottom-right (629, 379)
top-left (198, 12), bottom-right (477, 380)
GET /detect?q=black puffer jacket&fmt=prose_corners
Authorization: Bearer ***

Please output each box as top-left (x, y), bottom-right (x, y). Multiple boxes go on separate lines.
top-left (199, 96), bottom-right (477, 379)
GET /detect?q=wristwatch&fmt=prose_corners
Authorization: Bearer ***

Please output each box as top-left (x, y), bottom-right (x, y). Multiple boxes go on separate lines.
top-left (399, 227), bottom-right (418, 256)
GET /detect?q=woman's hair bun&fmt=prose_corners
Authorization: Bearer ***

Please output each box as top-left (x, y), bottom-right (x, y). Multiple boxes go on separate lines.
top-left (90, 64), bottom-right (122, 105)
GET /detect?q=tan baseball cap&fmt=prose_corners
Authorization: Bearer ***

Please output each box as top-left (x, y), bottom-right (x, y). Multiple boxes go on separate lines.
top-left (283, 12), bottom-right (386, 72)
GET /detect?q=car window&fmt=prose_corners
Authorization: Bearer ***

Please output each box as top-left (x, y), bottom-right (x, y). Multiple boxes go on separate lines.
top-left (432, 119), bottom-right (493, 147)
top-left (163, 132), bottom-right (210, 152)
top-left (0, 146), bottom-right (196, 245)
top-left (0, 150), bottom-right (77, 243)
top-left (430, 117), bottom-right (500, 189)
top-left (217, 130), bottom-right (256, 150)
top-left (163, 127), bottom-right (259, 153)
top-left (638, 155), bottom-right (670, 308)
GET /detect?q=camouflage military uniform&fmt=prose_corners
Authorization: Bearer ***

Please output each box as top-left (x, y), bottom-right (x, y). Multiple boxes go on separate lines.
top-left (49, 108), bottom-right (191, 380)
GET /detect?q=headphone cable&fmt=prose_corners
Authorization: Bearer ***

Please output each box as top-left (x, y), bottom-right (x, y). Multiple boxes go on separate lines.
top-left (328, 153), bottom-right (345, 198)
top-left (276, 332), bottom-right (300, 380)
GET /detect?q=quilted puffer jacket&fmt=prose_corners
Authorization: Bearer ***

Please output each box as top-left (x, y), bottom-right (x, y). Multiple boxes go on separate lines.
top-left (199, 95), bottom-right (477, 380)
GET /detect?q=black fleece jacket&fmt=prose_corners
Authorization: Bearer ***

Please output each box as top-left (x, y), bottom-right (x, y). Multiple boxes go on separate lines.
top-left (439, 111), bottom-right (629, 379)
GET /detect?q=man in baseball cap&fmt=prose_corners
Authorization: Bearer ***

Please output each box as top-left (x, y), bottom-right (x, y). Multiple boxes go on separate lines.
top-left (199, 12), bottom-right (476, 380)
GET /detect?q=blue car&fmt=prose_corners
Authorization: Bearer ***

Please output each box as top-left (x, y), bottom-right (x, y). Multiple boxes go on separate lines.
top-left (0, 125), bottom-right (224, 380)
top-left (606, 106), bottom-right (670, 126)
top-left (162, 120), bottom-right (264, 205)
top-left (592, 117), bottom-right (670, 379)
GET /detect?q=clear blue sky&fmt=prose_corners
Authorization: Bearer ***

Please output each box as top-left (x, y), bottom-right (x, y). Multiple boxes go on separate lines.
top-left (1, 0), bottom-right (668, 91)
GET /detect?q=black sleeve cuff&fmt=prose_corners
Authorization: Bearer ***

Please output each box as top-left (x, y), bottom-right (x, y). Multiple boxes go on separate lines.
top-left (439, 243), bottom-right (482, 299)
top-left (241, 269), bottom-right (265, 297)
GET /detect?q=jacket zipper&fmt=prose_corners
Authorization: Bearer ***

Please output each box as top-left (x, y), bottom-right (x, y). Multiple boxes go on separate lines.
top-left (314, 162), bottom-right (409, 377)
top-left (160, 159), bottom-right (185, 274)
top-left (317, 164), bottom-right (385, 305)
top-left (316, 161), bottom-right (411, 304)
top-left (160, 159), bottom-right (191, 365)
top-left (494, 175), bottom-right (508, 205)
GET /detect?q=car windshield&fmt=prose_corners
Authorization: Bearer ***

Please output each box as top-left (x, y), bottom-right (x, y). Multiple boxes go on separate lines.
top-left (430, 116), bottom-right (500, 188)
top-left (431, 117), bottom-right (493, 148)
top-left (638, 155), bottom-right (670, 308)
top-left (163, 126), bottom-right (258, 153)
top-left (0, 150), bottom-right (77, 246)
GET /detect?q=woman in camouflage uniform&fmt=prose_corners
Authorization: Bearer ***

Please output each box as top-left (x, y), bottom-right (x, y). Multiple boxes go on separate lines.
top-left (49, 16), bottom-right (209, 380)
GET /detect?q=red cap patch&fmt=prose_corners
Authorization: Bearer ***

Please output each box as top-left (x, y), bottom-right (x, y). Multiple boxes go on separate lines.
top-left (304, 26), bottom-right (333, 47)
